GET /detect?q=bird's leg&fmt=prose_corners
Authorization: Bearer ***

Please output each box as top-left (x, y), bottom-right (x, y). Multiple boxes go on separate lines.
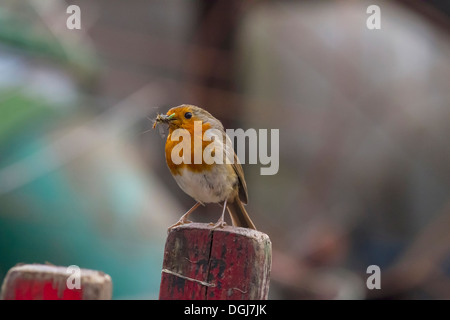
top-left (211, 199), bottom-right (228, 229)
top-left (168, 201), bottom-right (201, 232)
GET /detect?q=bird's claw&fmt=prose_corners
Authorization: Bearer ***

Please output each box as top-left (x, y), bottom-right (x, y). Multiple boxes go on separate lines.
top-left (209, 220), bottom-right (227, 229)
top-left (168, 219), bottom-right (192, 232)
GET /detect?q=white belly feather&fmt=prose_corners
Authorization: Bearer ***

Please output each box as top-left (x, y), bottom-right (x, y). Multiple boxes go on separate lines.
top-left (172, 165), bottom-right (237, 203)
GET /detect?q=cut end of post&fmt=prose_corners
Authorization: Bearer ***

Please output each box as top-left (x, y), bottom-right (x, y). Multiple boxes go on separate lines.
top-left (1, 264), bottom-right (112, 300)
top-left (159, 222), bottom-right (272, 300)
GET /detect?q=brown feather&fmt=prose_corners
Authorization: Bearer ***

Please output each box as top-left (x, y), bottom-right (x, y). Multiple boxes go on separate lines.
top-left (227, 196), bottom-right (256, 230)
top-left (232, 153), bottom-right (248, 204)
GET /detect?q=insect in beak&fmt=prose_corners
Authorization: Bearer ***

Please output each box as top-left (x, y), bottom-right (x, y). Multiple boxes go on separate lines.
top-left (153, 113), bottom-right (175, 129)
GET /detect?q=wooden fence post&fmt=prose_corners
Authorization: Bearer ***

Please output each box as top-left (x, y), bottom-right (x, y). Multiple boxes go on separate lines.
top-left (159, 223), bottom-right (272, 300)
top-left (0, 264), bottom-right (112, 300)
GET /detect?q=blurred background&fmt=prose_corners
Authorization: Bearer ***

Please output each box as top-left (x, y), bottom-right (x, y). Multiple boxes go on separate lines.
top-left (1, 0), bottom-right (450, 299)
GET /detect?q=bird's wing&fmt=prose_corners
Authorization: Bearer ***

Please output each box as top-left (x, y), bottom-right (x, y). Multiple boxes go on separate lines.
top-left (232, 153), bottom-right (249, 204)
top-left (222, 132), bottom-right (248, 204)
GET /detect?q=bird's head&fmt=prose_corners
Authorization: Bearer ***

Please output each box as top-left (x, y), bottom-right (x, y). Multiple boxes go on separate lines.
top-left (153, 105), bottom-right (223, 132)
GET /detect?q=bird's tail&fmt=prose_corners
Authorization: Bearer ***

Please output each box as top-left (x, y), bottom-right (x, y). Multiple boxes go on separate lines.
top-left (227, 198), bottom-right (256, 230)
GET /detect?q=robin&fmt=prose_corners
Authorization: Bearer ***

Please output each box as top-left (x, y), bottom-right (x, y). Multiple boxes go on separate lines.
top-left (153, 104), bottom-right (256, 231)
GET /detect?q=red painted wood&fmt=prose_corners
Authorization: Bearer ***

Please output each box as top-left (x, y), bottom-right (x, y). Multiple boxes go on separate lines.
top-left (160, 272), bottom-right (207, 300)
top-left (12, 278), bottom-right (83, 300)
top-left (160, 224), bottom-right (213, 299)
top-left (159, 223), bottom-right (272, 300)
top-left (1, 264), bottom-right (112, 300)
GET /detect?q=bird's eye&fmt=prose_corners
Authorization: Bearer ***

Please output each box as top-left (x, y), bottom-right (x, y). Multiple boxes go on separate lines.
top-left (184, 112), bottom-right (192, 119)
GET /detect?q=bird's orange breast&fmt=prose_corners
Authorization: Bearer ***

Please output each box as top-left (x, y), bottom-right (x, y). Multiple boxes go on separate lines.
top-left (165, 121), bottom-right (215, 176)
